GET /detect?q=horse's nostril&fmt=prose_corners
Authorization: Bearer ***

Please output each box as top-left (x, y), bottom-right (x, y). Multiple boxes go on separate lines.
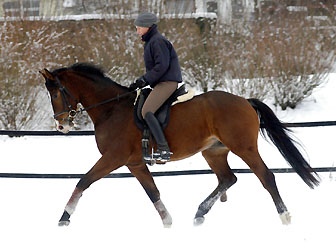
top-left (58, 125), bottom-right (64, 130)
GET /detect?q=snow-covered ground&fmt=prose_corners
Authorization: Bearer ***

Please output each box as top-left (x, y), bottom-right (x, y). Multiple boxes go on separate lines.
top-left (0, 74), bottom-right (335, 250)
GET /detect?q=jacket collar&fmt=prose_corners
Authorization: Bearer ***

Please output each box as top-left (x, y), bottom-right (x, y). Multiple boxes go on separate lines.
top-left (142, 24), bottom-right (158, 42)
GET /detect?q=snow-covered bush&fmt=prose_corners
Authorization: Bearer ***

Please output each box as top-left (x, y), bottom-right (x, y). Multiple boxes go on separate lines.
top-left (0, 20), bottom-right (70, 130)
top-left (203, 13), bottom-right (336, 109)
top-left (160, 17), bottom-right (225, 92)
top-left (245, 16), bottom-right (334, 109)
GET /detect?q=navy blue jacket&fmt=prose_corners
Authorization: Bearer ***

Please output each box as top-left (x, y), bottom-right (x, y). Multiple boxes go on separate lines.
top-left (142, 25), bottom-right (182, 88)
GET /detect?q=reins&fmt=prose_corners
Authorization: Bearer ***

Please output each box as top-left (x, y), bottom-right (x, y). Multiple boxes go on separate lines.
top-left (78, 91), bottom-right (136, 114)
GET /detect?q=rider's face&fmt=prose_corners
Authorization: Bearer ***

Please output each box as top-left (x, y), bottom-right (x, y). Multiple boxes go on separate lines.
top-left (136, 26), bottom-right (150, 37)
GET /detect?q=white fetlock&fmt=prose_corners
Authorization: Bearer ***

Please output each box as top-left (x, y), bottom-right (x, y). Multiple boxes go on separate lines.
top-left (280, 211), bottom-right (291, 225)
top-left (65, 188), bottom-right (83, 215)
top-left (154, 199), bottom-right (172, 228)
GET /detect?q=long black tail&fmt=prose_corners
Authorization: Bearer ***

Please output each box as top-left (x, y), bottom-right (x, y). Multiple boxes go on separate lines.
top-left (248, 98), bottom-right (320, 189)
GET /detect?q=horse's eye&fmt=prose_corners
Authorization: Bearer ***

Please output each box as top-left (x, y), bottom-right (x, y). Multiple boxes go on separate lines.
top-left (52, 93), bottom-right (58, 99)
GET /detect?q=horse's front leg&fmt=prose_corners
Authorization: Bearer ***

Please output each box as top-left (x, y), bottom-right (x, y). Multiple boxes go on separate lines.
top-left (59, 153), bottom-right (122, 226)
top-left (128, 163), bottom-right (172, 228)
top-left (58, 187), bottom-right (82, 226)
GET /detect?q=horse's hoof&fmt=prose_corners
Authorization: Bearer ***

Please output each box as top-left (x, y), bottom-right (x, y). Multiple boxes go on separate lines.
top-left (163, 223), bottom-right (172, 229)
top-left (58, 220), bottom-right (70, 227)
top-left (193, 216), bottom-right (205, 226)
top-left (162, 216), bottom-right (172, 228)
top-left (279, 211), bottom-right (291, 225)
top-left (58, 211), bottom-right (71, 226)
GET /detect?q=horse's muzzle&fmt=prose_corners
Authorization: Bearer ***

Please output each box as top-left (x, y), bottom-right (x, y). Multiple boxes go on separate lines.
top-left (55, 119), bottom-right (73, 134)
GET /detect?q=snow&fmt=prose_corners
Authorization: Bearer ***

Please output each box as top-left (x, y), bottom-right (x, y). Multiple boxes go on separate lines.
top-left (0, 13), bottom-right (217, 22)
top-left (0, 74), bottom-right (336, 250)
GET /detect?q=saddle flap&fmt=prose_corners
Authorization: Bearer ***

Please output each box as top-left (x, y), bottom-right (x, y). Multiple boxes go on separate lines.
top-left (133, 84), bottom-right (190, 131)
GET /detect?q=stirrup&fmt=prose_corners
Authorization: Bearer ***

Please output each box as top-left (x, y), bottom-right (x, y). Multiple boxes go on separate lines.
top-left (143, 150), bottom-right (172, 163)
top-left (153, 150), bottom-right (173, 162)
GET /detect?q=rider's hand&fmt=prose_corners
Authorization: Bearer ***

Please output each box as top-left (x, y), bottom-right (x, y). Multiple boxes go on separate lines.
top-left (129, 76), bottom-right (148, 91)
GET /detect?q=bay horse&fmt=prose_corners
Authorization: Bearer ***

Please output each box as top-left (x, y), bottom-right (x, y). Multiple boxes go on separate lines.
top-left (40, 63), bottom-right (319, 227)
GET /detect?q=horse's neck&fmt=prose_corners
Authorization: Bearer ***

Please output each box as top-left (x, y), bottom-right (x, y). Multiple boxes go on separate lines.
top-left (76, 78), bottom-right (131, 125)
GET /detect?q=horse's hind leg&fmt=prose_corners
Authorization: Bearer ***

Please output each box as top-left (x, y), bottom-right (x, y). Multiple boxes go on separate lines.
top-left (128, 163), bottom-right (172, 228)
top-left (233, 146), bottom-right (291, 225)
top-left (194, 145), bottom-right (237, 225)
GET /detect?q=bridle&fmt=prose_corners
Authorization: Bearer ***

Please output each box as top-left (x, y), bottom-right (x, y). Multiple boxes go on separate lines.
top-left (52, 75), bottom-right (136, 122)
top-left (53, 76), bottom-right (78, 122)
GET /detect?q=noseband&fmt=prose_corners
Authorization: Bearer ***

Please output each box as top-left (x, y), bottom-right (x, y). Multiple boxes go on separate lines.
top-left (53, 76), bottom-right (78, 122)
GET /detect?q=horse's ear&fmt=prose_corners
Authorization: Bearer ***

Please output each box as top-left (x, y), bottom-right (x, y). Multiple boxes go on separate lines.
top-left (39, 68), bottom-right (55, 80)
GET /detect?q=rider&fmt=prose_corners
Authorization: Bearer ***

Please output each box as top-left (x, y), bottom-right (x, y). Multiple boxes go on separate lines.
top-left (129, 12), bottom-right (182, 162)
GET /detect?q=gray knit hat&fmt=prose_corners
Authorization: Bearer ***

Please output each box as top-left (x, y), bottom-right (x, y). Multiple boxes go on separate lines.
top-left (134, 12), bottom-right (158, 27)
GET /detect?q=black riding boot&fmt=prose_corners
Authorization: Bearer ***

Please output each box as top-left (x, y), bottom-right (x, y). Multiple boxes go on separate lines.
top-left (144, 112), bottom-right (172, 162)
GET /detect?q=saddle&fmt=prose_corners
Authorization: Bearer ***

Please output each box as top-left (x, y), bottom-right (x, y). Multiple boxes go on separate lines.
top-left (133, 84), bottom-right (194, 165)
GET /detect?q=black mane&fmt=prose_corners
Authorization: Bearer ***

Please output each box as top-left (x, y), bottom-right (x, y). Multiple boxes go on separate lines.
top-left (69, 63), bottom-right (105, 78)
top-left (52, 63), bottom-right (130, 91)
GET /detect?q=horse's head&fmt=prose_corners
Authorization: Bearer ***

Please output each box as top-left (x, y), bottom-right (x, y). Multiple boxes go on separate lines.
top-left (39, 68), bottom-right (79, 133)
